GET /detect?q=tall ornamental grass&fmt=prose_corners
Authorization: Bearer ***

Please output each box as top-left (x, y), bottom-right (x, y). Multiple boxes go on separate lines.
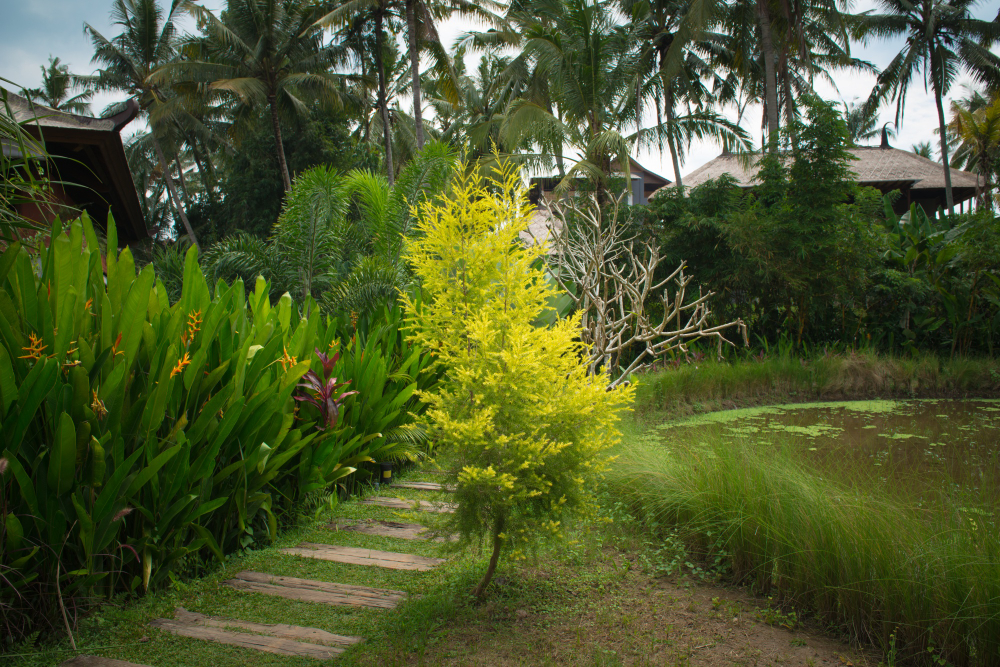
top-left (610, 435), bottom-right (1000, 666)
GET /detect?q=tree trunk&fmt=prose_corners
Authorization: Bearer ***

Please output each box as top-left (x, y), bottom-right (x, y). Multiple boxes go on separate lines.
top-left (664, 87), bottom-right (683, 188)
top-left (375, 13), bottom-right (395, 185)
top-left (174, 155), bottom-right (190, 206)
top-left (190, 140), bottom-right (218, 205)
top-left (932, 77), bottom-right (955, 214)
top-left (269, 95), bottom-right (292, 192)
top-left (757, 0), bottom-right (780, 151)
top-left (406, 0), bottom-right (424, 150)
top-left (472, 515), bottom-right (505, 599)
top-left (781, 56), bottom-right (796, 142)
top-left (152, 132), bottom-right (198, 249)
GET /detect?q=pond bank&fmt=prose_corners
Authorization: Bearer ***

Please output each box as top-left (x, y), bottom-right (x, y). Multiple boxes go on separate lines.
top-left (614, 379), bottom-right (1000, 666)
top-left (634, 352), bottom-right (1000, 421)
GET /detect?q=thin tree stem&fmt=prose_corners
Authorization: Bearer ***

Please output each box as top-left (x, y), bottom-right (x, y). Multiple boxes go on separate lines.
top-left (757, 0), bottom-right (780, 150)
top-left (376, 12), bottom-right (395, 185)
top-left (932, 71), bottom-right (955, 214)
top-left (269, 95), bottom-right (292, 192)
top-left (473, 515), bottom-right (505, 599)
top-left (407, 0), bottom-right (424, 150)
top-left (152, 132), bottom-right (199, 249)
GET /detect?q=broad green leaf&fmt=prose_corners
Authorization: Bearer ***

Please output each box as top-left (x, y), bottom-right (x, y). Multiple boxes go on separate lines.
top-left (47, 412), bottom-right (76, 497)
top-left (124, 444), bottom-right (182, 498)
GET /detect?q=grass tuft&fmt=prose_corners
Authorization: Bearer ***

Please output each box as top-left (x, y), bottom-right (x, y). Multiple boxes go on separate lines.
top-left (608, 431), bottom-right (1000, 666)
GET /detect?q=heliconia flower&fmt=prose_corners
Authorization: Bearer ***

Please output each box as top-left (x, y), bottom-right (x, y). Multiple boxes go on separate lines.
top-left (171, 352), bottom-right (192, 378)
top-left (91, 390), bottom-right (108, 420)
top-left (18, 332), bottom-right (47, 360)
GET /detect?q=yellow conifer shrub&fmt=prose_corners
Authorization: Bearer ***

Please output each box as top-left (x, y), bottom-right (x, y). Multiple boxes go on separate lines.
top-left (403, 160), bottom-right (634, 597)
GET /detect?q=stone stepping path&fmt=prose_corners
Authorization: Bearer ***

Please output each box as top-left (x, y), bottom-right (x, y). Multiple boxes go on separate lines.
top-left (328, 518), bottom-right (458, 542)
top-left (150, 607), bottom-right (358, 660)
top-left (61, 658), bottom-right (151, 667)
top-left (359, 496), bottom-right (456, 513)
top-left (223, 571), bottom-right (405, 609)
top-left (281, 543), bottom-right (446, 571)
top-left (389, 481), bottom-right (455, 492)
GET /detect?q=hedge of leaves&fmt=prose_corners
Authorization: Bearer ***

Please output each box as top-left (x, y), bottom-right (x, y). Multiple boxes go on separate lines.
top-left (0, 215), bottom-right (433, 642)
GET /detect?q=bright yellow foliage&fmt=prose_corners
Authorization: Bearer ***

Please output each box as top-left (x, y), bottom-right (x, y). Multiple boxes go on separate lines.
top-left (403, 160), bottom-right (633, 569)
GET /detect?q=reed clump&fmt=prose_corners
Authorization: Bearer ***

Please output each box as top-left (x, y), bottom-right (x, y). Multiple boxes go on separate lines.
top-left (609, 434), bottom-right (1000, 666)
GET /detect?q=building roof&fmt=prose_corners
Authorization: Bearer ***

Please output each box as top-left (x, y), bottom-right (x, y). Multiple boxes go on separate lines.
top-left (669, 145), bottom-right (984, 195)
top-left (4, 90), bottom-right (147, 244)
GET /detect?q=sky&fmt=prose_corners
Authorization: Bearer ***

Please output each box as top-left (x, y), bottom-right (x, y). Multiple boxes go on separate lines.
top-left (1, 0), bottom-right (997, 182)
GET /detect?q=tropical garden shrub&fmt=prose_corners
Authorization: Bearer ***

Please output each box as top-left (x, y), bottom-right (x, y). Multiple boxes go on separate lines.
top-left (647, 96), bottom-right (1000, 356)
top-left (0, 215), bottom-right (430, 643)
top-left (403, 161), bottom-right (634, 597)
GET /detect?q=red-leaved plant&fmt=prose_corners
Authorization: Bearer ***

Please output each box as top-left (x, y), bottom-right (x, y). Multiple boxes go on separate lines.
top-left (295, 348), bottom-right (358, 430)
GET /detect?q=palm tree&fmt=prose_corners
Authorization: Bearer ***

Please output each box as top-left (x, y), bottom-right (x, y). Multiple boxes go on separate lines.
top-left (948, 92), bottom-right (1000, 208)
top-left (912, 141), bottom-right (934, 159)
top-left (21, 56), bottom-right (93, 114)
top-left (313, 0), bottom-right (402, 184)
top-left (858, 0), bottom-right (1000, 212)
top-left (181, 0), bottom-right (355, 193)
top-left (85, 0), bottom-right (199, 247)
top-left (623, 0), bottom-right (748, 187)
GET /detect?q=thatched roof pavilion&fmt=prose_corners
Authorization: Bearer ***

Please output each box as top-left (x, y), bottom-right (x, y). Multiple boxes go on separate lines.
top-left (657, 140), bottom-right (985, 214)
top-left (5, 91), bottom-right (146, 244)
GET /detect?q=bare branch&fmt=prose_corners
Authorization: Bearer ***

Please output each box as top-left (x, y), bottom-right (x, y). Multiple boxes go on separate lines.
top-left (545, 195), bottom-right (747, 388)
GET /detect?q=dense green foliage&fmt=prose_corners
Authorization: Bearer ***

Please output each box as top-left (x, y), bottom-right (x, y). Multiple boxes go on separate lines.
top-left (0, 215), bottom-right (431, 641)
top-left (647, 97), bottom-right (1000, 354)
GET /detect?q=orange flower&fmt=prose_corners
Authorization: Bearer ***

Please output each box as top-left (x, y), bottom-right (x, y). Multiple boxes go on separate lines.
top-left (181, 310), bottom-right (202, 346)
top-left (279, 347), bottom-right (297, 371)
top-left (111, 332), bottom-right (124, 357)
top-left (18, 332), bottom-right (47, 360)
top-left (171, 352), bottom-right (192, 378)
top-left (91, 390), bottom-right (108, 420)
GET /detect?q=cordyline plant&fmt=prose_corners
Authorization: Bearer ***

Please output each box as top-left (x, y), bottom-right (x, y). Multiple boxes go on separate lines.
top-left (295, 348), bottom-right (358, 430)
top-left (403, 159), bottom-right (634, 599)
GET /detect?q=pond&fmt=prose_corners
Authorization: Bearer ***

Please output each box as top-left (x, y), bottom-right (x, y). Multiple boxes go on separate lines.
top-left (647, 399), bottom-right (1000, 506)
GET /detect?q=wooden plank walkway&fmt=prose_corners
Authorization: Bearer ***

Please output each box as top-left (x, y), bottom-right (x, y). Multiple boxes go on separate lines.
top-left (171, 607), bottom-right (361, 647)
top-left (359, 496), bottom-right (456, 513)
top-left (61, 658), bottom-right (152, 667)
top-left (389, 481), bottom-right (455, 492)
top-left (328, 519), bottom-right (457, 542)
top-left (150, 616), bottom-right (343, 660)
top-left (223, 571), bottom-right (405, 609)
top-left (281, 543), bottom-right (445, 571)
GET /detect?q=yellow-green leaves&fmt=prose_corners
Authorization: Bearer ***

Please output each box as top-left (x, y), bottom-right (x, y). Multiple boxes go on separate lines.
top-left (404, 159), bottom-right (634, 575)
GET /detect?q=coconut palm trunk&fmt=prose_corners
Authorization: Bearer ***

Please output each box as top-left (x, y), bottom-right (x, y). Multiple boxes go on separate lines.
top-left (269, 94), bottom-right (292, 192)
top-left (663, 86), bottom-right (683, 188)
top-left (152, 132), bottom-right (198, 248)
top-left (757, 0), bottom-right (780, 150)
top-left (375, 12), bottom-right (395, 185)
top-left (406, 0), bottom-right (425, 150)
top-left (931, 60), bottom-right (955, 213)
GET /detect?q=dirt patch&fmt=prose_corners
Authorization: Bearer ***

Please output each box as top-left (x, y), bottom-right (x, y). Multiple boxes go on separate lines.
top-left (400, 553), bottom-right (873, 666)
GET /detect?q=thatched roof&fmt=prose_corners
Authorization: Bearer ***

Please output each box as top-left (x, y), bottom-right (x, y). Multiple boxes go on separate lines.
top-left (3, 91), bottom-right (146, 244)
top-left (663, 145), bottom-right (983, 196)
top-left (519, 207), bottom-right (564, 252)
